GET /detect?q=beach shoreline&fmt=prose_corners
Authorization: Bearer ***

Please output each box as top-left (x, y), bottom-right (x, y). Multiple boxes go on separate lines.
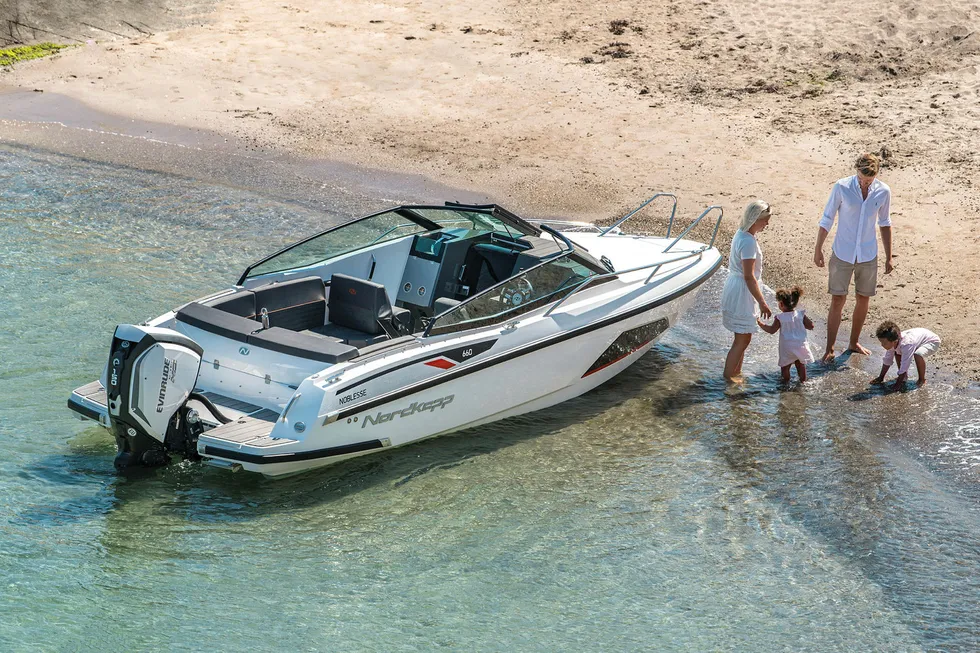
top-left (2, 0), bottom-right (978, 380)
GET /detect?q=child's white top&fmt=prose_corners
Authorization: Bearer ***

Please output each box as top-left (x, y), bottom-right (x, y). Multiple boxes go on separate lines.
top-left (882, 327), bottom-right (941, 375)
top-left (775, 309), bottom-right (814, 367)
top-left (776, 309), bottom-right (807, 342)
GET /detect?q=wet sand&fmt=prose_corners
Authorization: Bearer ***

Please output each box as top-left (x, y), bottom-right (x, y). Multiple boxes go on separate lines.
top-left (2, 0), bottom-right (979, 379)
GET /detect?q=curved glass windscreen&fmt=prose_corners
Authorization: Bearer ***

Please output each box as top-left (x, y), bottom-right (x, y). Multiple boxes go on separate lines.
top-left (240, 205), bottom-right (538, 282)
top-left (245, 210), bottom-right (427, 279)
top-left (426, 253), bottom-right (609, 336)
top-left (409, 208), bottom-right (523, 238)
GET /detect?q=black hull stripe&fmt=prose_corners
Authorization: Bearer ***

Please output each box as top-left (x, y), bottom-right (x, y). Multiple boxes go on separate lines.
top-left (67, 397), bottom-right (102, 422)
top-left (336, 257), bottom-right (721, 420)
top-left (203, 439), bottom-right (384, 465)
top-left (581, 338), bottom-right (654, 378)
top-left (334, 338), bottom-right (498, 395)
top-left (203, 257), bottom-right (719, 466)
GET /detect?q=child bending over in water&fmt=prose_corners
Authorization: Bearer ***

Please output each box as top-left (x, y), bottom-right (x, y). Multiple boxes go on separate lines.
top-left (757, 285), bottom-right (815, 382)
top-left (871, 321), bottom-right (941, 388)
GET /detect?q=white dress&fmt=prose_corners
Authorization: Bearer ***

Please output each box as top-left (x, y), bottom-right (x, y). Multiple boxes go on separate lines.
top-left (776, 309), bottom-right (815, 367)
top-left (721, 230), bottom-right (762, 334)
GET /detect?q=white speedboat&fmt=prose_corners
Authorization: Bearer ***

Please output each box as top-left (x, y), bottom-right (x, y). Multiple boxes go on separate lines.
top-left (68, 194), bottom-right (723, 477)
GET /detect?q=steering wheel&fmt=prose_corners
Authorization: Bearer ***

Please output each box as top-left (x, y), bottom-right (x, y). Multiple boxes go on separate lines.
top-left (500, 277), bottom-right (534, 307)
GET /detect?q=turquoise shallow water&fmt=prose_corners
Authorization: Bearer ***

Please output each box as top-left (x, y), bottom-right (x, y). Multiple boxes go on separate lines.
top-left (1, 143), bottom-right (979, 652)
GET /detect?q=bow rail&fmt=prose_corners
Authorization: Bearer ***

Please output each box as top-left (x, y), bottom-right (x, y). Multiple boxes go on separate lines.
top-left (543, 247), bottom-right (709, 317)
top-left (545, 202), bottom-right (724, 316)
top-left (599, 193), bottom-right (678, 238)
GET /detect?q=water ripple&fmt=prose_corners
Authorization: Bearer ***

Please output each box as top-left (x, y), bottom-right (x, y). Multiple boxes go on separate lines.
top-left (0, 144), bottom-right (978, 652)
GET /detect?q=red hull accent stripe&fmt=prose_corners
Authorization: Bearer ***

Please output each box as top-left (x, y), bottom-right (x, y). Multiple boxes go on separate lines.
top-left (425, 358), bottom-right (455, 370)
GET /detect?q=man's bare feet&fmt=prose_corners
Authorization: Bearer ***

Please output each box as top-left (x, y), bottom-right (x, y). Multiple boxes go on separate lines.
top-left (916, 378), bottom-right (927, 387)
top-left (822, 349), bottom-right (836, 363)
top-left (724, 374), bottom-right (745, 385)
top-left (847, 342), bottom-right (872, 356)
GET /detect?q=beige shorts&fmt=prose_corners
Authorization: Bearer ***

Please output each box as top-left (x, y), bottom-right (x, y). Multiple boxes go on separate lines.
top-left (914, 341), bottom-right (940, 358)
top-left (828, 253), bottom-right (878, 297)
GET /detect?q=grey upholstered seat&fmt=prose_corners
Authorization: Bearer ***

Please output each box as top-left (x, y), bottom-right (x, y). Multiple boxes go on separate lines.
top-left (433, 296), bottom-right (462, 316)
top-left (251, 276), bottom-right (327, 331)
top-left (306, 273), bottom-right (409, 347)
top-left (461, 243), bottom-right (519, 292)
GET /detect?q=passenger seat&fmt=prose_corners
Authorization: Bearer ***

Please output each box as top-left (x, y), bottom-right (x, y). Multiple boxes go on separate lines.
top-left (251, 276), bottom-right (327, 331)
top-left (307, 274), bottom-right (411, 348)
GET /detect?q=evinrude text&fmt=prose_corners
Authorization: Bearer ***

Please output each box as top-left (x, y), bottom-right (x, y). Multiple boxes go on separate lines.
top-left (156, 357), bottom-right (178, 413)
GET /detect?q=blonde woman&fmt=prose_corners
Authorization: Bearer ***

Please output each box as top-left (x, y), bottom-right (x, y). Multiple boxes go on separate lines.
top-left (721, 200), bottom-right (773, 380)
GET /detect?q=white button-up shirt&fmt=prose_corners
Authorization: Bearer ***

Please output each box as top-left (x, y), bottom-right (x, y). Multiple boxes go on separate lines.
top-left (819, 176), bottom-right (891, 264)
top-left (882, 327), bottom-right (941, 375)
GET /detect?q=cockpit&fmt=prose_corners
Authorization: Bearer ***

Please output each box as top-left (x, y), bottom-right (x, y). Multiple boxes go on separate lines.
top-left (172, 204), bottom-right (613, 363)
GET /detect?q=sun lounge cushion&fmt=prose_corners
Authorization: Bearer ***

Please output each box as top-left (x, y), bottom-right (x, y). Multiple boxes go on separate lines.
top-left (176, 302), bottom-right (260, 343)
top-left (306, 324), bottom-right (389, 349)
top-left (513, 238), bottom-right (561, 273)
top-left (247, 327), bottom-right (358, 364)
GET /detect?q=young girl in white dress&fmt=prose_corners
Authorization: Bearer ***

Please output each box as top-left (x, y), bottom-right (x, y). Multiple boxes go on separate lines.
top-left (757, 285), bottom-right (815, 382)
top-left (721, 200), bottom-right (773, 381)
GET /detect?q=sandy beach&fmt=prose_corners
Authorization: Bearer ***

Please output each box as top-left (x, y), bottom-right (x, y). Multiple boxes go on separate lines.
top-left (2, 0), bottom-right (979, 380)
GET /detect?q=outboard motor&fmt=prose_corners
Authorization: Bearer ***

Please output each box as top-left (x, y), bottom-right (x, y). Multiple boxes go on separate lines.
top-left (104, 324), bottom-right (203, 471)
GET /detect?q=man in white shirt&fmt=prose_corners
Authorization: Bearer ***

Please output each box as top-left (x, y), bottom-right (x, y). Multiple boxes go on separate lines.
top-left (813, 153), bottom-right (894, 361)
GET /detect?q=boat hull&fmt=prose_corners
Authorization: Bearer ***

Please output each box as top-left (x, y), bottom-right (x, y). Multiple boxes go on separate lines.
top-left (199, 271), bottom-right (706, 477)
top-left (67, 211), bottom-right (724, 479)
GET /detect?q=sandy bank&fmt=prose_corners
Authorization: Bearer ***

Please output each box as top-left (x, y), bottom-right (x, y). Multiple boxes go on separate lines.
top-left (2, 0), bottom-right (979, 380)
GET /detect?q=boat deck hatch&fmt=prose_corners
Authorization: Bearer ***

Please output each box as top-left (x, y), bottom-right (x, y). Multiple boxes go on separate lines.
top-left (68, 380), bottom-right (109, 423)
top-left (76, 380), bottom-right (107, 407)
top-left (200, 411), bottom-right (295, 448)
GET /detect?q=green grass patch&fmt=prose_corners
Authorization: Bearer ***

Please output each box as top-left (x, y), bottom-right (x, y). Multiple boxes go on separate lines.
top-left (0, 42), bottom-right (72, 67)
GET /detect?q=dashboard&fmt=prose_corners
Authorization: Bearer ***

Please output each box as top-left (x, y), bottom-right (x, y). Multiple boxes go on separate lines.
top-left (396, 229), bottom-right (529, 310)
top-left (396, 230), bottom-right (470, 309)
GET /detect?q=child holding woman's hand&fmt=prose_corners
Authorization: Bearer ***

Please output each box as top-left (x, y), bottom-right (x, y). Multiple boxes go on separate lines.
top-left (757, 285), bottom-right (815, 382)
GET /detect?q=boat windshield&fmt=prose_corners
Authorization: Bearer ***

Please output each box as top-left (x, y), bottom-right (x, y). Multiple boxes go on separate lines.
top-left (407, 208), bottom-right (526, 240)
top-left (425, 252), bottom-right (609, 336)
top-left (240, 205), bottom-right (537, 282)
top-left (244, 210), bottom-right (429, 280)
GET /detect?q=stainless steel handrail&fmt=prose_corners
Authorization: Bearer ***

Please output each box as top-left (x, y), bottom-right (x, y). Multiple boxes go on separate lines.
top-left (543, 247), bottom-right (708, 317)
top-left (641, 205), bottom-right (724, 282)
top-left (544, 202), bottom-right (724, 315)
top-left (539, 224), bottom-right (575, 253)
top-left (599, 193), bottom-right (678, 237)
top-left (663, 205), bottom-right (724, 253)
